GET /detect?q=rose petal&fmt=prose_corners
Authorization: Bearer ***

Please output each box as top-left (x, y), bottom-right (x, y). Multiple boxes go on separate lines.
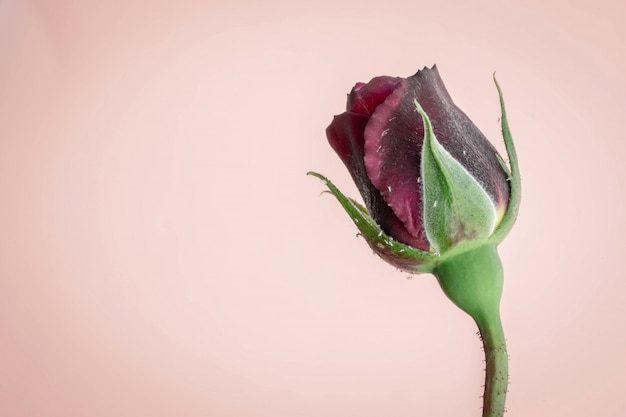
top-left (327, 113), bottom-right (371, 201)
top-left (363, 79), bottom-right (429, 246)
top-left (326, 112), bottom-right (426, 248)
top-left (347, 76), bottom-right (402, 116)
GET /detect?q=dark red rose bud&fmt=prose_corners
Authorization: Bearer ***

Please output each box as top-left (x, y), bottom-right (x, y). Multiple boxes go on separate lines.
top-left (314, 65), bottom-right (520, 272)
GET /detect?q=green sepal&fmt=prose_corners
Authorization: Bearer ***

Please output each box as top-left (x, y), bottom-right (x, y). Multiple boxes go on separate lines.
top-left (490, 76), bottom-right (521, 244)
top-left (307, 171), bottom-right (435, 273)
top-left (416, 100), bottom-right (498, 254)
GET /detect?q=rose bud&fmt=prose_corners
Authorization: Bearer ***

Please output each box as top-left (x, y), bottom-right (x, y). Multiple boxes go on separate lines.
top-left (309, 65), bottom-right (520, 274)
top-left (310, 65), bottom-right (521, 417)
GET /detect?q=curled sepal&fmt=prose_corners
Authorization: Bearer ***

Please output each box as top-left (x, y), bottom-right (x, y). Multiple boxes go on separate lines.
top-left (490, 76), bottom-right (521, 244)
top-left (307, 171), bottom-right (435, 273)
top-left (416, 100), bottom-right (498, 254)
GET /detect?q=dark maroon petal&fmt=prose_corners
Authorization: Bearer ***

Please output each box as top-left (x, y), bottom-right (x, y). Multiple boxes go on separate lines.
top-left (326, 112), bottom-right (427, 249)
top-left (347, 76), bottom-right (402, 116)
top-left (326, 112), bottom-right (371, 200)
top-left (364, 66), bottom-right (509, 245)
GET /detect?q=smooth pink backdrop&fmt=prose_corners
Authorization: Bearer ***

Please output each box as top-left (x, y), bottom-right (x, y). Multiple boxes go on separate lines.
top-left (1, 1), bottom-right (625, 416)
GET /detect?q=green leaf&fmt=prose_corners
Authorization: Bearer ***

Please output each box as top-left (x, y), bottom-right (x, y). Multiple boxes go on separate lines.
top-left (416, 100), bottom-right (498, 253)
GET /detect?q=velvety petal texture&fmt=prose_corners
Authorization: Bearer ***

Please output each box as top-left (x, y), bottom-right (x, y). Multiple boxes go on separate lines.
top-left (326, 65), bottom-right (510, 253)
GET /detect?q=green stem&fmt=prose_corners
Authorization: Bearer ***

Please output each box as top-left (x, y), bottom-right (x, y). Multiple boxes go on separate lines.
top-left (433, 244), bottom-right (508, 417)
top-left (475, 310), bottom-right (508, 417)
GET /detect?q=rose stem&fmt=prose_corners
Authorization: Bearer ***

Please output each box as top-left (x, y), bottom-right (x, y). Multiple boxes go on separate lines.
top-left (475, 308), bottom-right (508, 417)
top-left (434, 244), bottom-right (508, 417)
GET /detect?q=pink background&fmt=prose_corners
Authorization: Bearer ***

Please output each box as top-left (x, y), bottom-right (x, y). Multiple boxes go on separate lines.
top-left (1, 1), bottom-right (625, 416)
